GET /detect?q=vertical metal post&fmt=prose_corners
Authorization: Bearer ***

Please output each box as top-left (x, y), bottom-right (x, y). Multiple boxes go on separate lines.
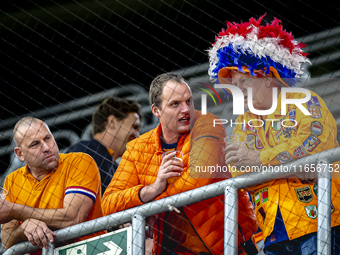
top-left (42, 242), bottom-right (55, 255)
top-left (224, 185), bottom-right (238, 255)
top-left (317, 159), bottom-right (332, 255)
top-left (132, 213), bottom-right (145, 255)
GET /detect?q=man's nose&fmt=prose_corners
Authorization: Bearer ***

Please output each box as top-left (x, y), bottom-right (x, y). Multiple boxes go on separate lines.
top-left (41, 141), bottom-right (51, 152)
top-left (180, 102), bottom-right (190, 112)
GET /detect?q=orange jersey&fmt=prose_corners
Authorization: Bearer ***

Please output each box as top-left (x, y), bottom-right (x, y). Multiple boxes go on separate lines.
top-left (4, 153), bottom-right (105, 254)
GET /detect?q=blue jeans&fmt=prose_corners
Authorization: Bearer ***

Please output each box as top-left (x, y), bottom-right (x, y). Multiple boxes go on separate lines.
top-left (264, 226), bottom-right (340, 255)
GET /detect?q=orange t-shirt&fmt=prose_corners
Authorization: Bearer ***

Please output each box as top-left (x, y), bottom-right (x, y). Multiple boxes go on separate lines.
top-left (4, 152), bottom-right (105, 254)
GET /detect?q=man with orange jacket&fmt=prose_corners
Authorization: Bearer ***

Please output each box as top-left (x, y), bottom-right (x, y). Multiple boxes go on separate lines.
top-left (102, 73), bottom-right (258, 254)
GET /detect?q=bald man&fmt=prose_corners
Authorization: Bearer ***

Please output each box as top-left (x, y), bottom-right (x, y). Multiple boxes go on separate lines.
top-left (1, 117), bottom-right (104, 254)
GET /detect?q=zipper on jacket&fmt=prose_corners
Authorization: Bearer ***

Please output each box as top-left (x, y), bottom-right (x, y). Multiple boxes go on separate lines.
top-left (238, 223), bottom-right (246, 247)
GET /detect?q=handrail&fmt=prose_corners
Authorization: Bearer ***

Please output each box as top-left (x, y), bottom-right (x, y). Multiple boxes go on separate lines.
top-left (0, 84), bottom-right (148, 130)
top-left (4, 146), bottom-right (340, 255)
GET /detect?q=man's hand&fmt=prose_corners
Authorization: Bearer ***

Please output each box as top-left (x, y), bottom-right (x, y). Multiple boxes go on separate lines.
top-left (20, 219), bottom-right (57, 249)
top-left (140, 152), bottom-right (183, 203)
top-left (154, 151), bottom-right (183, 191)
top-left (145, 215), bottom-right (155, 239)
top-left (117, 216), bottom-right (155, 238)
top-left (118, 222), bottom-right (132, 229)
top-left (225, 144), bottom-right (261, 167)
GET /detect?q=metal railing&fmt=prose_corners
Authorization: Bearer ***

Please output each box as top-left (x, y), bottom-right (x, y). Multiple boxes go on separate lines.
top-left (4, 147), bottom-right (340, 255)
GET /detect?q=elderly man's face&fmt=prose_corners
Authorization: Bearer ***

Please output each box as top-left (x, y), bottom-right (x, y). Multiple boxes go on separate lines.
top-left (230, 71), bottom-right (274, 111)
top-left (15, 120), bottom-right (59, 173)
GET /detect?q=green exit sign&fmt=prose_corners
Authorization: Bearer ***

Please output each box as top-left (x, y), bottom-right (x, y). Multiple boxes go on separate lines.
top-left (57, 227), bottom-right (132, 255)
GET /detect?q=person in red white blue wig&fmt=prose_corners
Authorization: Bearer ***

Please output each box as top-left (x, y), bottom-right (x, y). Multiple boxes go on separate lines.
top-left (208, 14), bottom-right (340, 254)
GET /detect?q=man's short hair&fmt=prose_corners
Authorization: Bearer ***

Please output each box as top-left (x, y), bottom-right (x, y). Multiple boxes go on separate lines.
top-left (92, 97), bottom-right (141, 135)
top-left (13, 117), bottom-right (40, 146)
top-left (149, 73), bottom-right (187, 108)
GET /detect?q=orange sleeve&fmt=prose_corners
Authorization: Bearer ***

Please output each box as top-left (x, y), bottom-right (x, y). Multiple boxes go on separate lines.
top-left (101, 146), bottom-right (144, 215)
top-left (3, 173), bottom-right (13, 203)
top-left (65, 153), bottom-right (101, 202)
top-left (3, 170), bottom-right (26, 205)
top-left (157, 113), bottom-right (227, 200)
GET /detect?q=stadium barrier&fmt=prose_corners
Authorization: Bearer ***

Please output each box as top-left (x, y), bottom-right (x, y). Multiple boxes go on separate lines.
top-left (3, 146), bottom-right (339, 255)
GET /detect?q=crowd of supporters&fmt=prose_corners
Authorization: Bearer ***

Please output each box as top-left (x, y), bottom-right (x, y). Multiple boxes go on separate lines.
top-left (1, 14), bottom-right (340, 255)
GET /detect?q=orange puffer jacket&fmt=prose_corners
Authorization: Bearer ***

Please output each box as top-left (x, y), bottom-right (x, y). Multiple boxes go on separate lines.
top-left (102, 111), bottom-right (257, 254)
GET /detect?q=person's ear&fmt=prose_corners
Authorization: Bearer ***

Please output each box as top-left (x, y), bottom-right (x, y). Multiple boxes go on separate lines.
top-left (151, 104), bottom-right (161, 119)
top-left (265, 72), bottom-right (273, 87)
top-left (107, 115), bottom-right (116, 130)
top-left (14, 147), bottom-right (25, 162)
